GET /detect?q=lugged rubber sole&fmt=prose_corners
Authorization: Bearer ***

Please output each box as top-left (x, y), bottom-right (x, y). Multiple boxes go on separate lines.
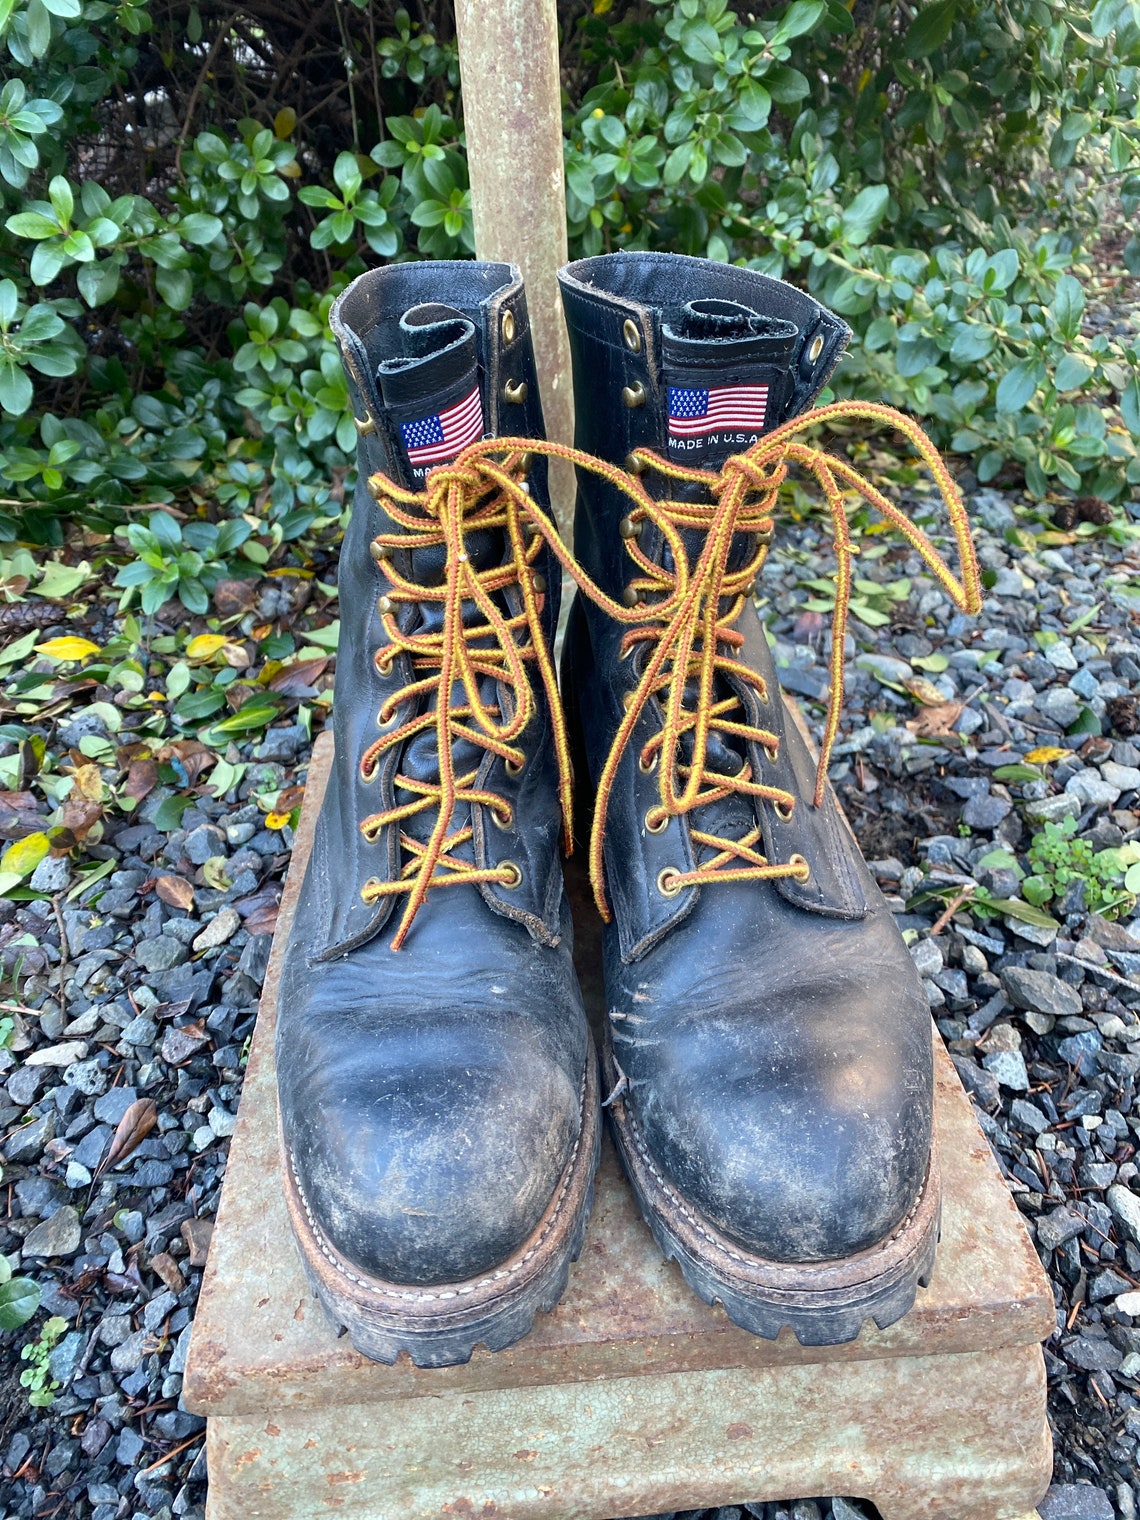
top-left (281, 1047), bottom-right (601, 1367)
top-left (602, 1030), bottom-right (940, 1346)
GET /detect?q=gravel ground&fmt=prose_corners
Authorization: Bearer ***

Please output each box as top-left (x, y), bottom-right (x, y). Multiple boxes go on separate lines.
top-left (3, 476), bottom-right (1140, 1520)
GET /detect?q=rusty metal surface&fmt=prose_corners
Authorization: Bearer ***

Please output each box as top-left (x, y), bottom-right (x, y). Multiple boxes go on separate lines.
top-left (202, 1344), bottom-right (1050, 1520)
top-left (453, 0), bottom-right (575, 535)
top-left (184, 729), bottom-right (1054, 1420)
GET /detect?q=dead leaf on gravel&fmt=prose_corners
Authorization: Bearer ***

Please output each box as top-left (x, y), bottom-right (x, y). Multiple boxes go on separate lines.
top-left (905, 701), bottom-right (963, 738)
top-left (267, 657), bottom-right (329, 696)
top-left (54, 795), bottom-right (103, 847)
top-left (236, 885), bottom-right (282, 936)
top-left (69, 763), bottom-right (104, 802)
top-left (155, 739), bottom-right (216, 784)
top-left (124, 758), bottom-right (158, 802)
top-left (0, 791), bottom-right (46, 840)
top-left (213, 578), bottom-right (259, 617)
top-left (902, 675), bottom-right (950, 707)
top-left (94, 1097), bottom-right (158, 1180)
top-left (155, 874), bottom-right (195, 910)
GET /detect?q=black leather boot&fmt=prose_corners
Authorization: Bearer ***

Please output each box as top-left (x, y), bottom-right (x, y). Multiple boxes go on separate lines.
top-left (557, 251), bottom-right (980, 1345)
top-left (276, 262), bottom-right (599, 1367)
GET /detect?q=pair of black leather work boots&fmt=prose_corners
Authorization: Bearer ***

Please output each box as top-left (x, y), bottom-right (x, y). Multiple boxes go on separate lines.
top-left (276, 253), bottom-right (976, 1368)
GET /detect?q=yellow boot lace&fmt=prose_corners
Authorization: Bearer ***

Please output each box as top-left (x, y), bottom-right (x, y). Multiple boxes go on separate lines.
top-left (357, 448), bottom-right (572, 950)
top-left (360, 401), bottom-right (982, 942)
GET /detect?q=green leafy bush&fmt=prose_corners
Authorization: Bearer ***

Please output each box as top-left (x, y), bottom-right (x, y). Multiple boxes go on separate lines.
top-left (0, 0), bottom-right (1137, 561)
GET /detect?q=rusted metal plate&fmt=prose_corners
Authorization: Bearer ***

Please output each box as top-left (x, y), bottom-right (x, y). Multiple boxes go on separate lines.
top-left (202, 1344), bottom-right (1050, 1520)
top-left (184, 728), bottom-right (1054, 1419)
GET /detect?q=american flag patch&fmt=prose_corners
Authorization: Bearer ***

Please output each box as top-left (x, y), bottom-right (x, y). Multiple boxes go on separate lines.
top-left (668, 384), bottom-right (768, 439)
top-left (400, 386), bottom-right (484, 466)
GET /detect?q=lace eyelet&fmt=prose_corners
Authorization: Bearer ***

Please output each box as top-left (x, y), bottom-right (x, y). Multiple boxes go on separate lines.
top-left (774, 800), bottom-right (794, 822)
top-left (638, 750), bottom-right (658, 775)
top-left (491, 804), bottom-right (513, 832)
top-left (657, 868), bottom-right (683, 898)
top-left (499, 861), bottom-right (523, 889)
top-left (762, 741), bottom-right (779, 762)
top-left (375, 647), bottom-right (396, 675)
top-left (359, 760), bottom-right (377, 785)
top-left (644, 809), bottom-right (667, 834)
top-left (376, 705), bottom-right (398, 731)
top-left (505, 756), bottom-right (526, 776)
top-left (788, 852), bottom-right (811, 882)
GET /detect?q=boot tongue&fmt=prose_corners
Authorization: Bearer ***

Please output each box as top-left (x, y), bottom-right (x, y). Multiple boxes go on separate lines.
top-left (660, 298), bottom-right (798, 469)
top-left (377, 303), bottom-right (486, 485)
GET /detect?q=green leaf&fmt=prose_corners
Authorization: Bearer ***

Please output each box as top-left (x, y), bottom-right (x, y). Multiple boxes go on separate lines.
top-left (153, 794), bottom-right (193, 832)
top-left (0, 361), bottom-right (33, 416)
top-left (984, 897), bottom-right (1061, 930)
top-left (992, 764), bottom-right (1043, 782)
top-left (1051, 275), bottom-right (1085, 342)
top-left (840, 184), bottom-right (889, 247)
top-left (0, 1276), bottom-right (41, 1330)
top-left (205, 697), bottom-right (281, 736)
top-left (0, 832), bottom-right (51, 878)
top-left (179, 212), bottom-right (223, 245)
top-left (903, 0), bottom-right (958, 59)
top-left (1054, 353), bottom-right (1093, 393)
top-left (1122, 377), bottom-right (1140, 438)
top-left (995, 359), bottom-right (1043, 415)
top-left (5, 211), bottom-right (61, 239)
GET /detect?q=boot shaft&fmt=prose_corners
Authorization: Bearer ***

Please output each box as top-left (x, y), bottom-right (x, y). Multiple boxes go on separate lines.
top-left (557, 252), bottom-right (850, 595)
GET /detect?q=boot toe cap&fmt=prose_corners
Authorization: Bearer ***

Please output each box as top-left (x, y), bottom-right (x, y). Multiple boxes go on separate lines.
top-left (625, 998), bottom-right (933, 1264)
top-left (282, 1016), bottom-right (585, 1286)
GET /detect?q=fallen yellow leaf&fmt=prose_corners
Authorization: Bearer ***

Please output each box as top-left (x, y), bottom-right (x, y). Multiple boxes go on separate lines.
top-left (264, 811), bottom-right (292, 831)
top-left (36, 636), bottom-right (100, 662)
top-left (70, 764), bottom-right (104, 802)
top-left (0, 831), bottom-right (52, 878)
top-left (1024, 746), bottom-right (1069, 765)
top-left (902, 676), bottom-right (947, 707)
top-left (186, 634), bottom-right (229, 662)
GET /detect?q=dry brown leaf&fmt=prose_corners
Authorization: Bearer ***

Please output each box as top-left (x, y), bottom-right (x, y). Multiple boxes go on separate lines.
top-left (212, 578), bottom-right (259, 617)
top-left (267, 657), bottom-right (329, 696)
top-left (94, 1097), bottom-right (158, 1180)
top-left (124, 758), bottom-right (158, 803)
top-left (905, 701), bottom-right (963, 738)
top-left (0, 791), bottom-right (46, 840)
top-left (155, 874), bottom-right (195, 910)
top-left (55, 796), bottom-right (102, 847)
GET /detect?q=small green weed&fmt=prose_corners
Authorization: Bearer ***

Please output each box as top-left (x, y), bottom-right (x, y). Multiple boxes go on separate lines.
top-left (1022, 815), bottom-right (1140, 918)
top-left (19, 1315), bottom-right (67, 1406)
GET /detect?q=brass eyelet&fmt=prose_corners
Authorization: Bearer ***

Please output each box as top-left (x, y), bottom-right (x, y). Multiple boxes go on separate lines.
top-left (762, 741), bottom-right (779, 762)
top-left (638, 750), bottom-right (658, 775)
top-left (491, 804), bottom-right (513, 832)
top-left (502, 379), bottom-right (528, 405)
top-left (808, 334), bottom-right (825, 363)
top-left (788, 852), bottom-right (811, 882)
top-left (375, 646), bottom-right (396, 675)
top-left (377, 594), bottom-right (394, 615)
top-left (645, 809), bottom-right (667, 834)
top-left (622, 318), bottom-right (642, 354)
top-left (369, 541), bottom-right (392, 564)
top-left (621, 585), bottom-right (640, 608)
top-left (354, 413), bottom-right (377, 438)
top-left (619, 516), bottom-right (639, 539)
top-left (359, 760), bottom-right (377, 785)
top-left (622, 382), bottom-right (646, 410)
top-left (657, 868), bottom-right (683, 898)
top-left (501, 309), bottom-right (516, 345)
top-left (505, 756), bottom-right (526, 776)
top-left (500, 861), bottom-right (523, 889)
top-left (518, 450), bottom-right (533, 472)
top-left (621, 690), bottom-right (636, 711)
top-left (774, 799), bottom-right (795, 822)
top-left (532, 573), bottom-right (546, 594)
top-left (624, 451), bottom-right (647, 475)
top-left (376, 704), bottom-right (398, 731)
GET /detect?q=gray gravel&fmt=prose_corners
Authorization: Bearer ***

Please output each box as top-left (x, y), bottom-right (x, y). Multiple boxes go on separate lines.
top-left (4, 476), bottom-right (1140, 1520)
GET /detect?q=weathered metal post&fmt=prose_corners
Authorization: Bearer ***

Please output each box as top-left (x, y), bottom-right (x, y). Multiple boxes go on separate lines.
top-left (453, 0), bottom-right (575, 530)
